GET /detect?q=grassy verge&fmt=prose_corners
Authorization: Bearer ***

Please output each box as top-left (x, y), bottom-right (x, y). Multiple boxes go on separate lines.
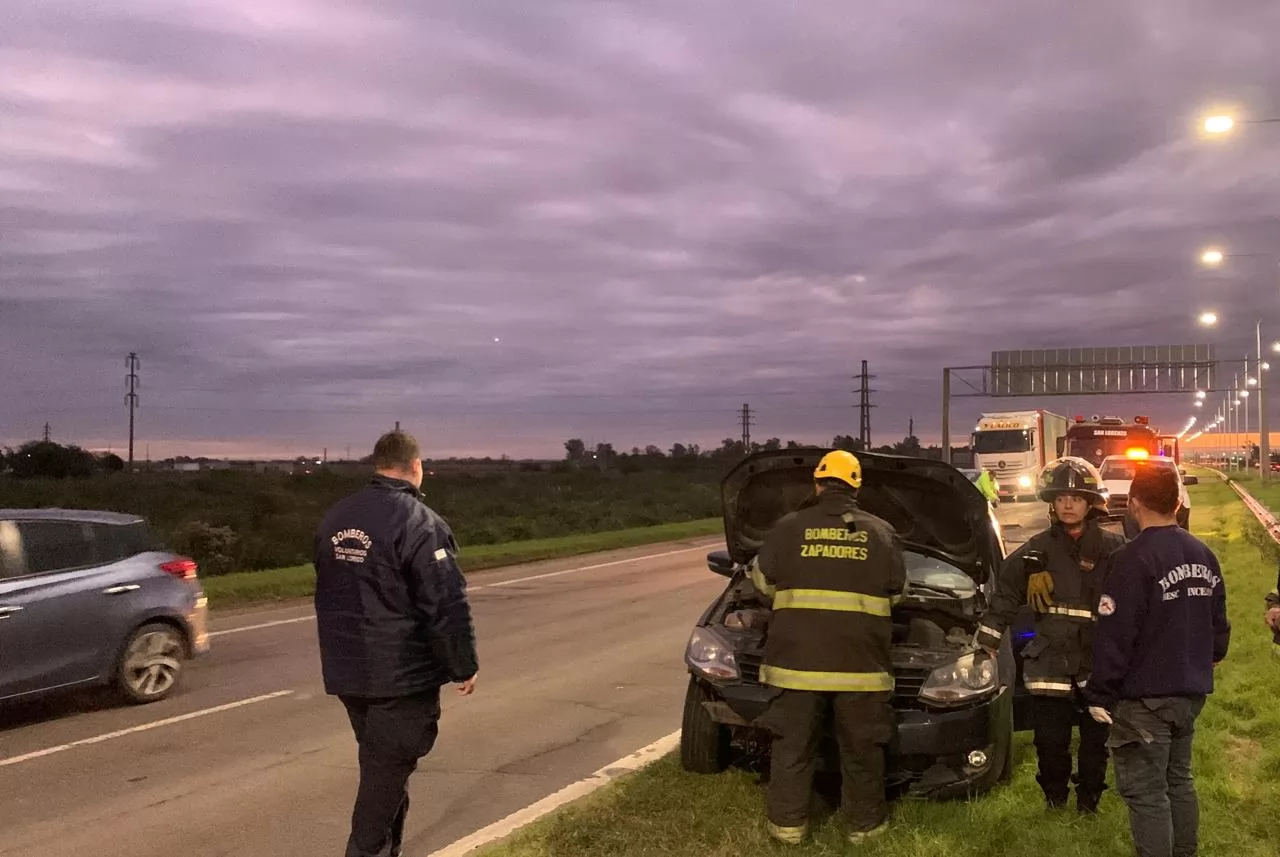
top-left (477, 477), bottom-right (1280, 857)
top-left (201, 517), bottom-right (722, 609)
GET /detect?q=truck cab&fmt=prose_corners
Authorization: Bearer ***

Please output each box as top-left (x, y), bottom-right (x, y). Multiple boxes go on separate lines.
top-left (970, 410), bottom-right (1068, 502)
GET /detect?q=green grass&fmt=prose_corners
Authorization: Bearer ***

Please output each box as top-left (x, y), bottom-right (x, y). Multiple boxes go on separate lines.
top-left (476, 474), bottom-right (1280, 857)
top-left (201, 517), bottom-right (723, 608)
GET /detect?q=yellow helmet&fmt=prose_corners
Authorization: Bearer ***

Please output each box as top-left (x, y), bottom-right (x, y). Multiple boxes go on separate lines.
top-left (814, 450), bottom-right (862, 489)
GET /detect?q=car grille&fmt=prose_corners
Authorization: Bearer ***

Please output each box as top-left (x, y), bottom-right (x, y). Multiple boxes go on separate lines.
top-left (737, 653), bottom-right (929, 709)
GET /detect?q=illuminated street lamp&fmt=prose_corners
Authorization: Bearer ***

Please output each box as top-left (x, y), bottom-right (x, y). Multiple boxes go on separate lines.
top-left (1198, 311), bottom-right (1219, 326)
top-left (1204, 115), bottom-right (1235, 135)
top-left (1201, 248), bottom-right (1226, 266)
top-left (1196, 390), bottom-right (1207, 399)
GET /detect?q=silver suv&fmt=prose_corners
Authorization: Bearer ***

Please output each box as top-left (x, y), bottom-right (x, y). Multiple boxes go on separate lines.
top-left (0, 509), bottom-right (210, 705)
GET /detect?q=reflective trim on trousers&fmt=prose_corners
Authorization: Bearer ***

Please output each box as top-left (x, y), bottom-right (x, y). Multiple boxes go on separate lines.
top-left (1044, 605), bottom-right (1093, 620)
top-left (760, 664), bottom-right (895, 693)
top-left (1025, 679), bottom-right (1075, 695)
top-left (976, 624), bottom-right (1003, 645)
top-left (772, 588), bottom-right (892, 617)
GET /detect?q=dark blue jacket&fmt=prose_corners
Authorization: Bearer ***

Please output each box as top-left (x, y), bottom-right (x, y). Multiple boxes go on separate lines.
top-left (313, 475), bottom-right (478, 698)
top-left (1085, 525), bottom-right (1230, 709)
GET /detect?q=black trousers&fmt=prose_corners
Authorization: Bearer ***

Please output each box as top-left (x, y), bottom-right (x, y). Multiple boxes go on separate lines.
top-left (764, 690), bottom-right (893, 832)
top-left (1032, 693), bottom-right (1109, 807)
top-left (339, 688), bottom-right (442, 857)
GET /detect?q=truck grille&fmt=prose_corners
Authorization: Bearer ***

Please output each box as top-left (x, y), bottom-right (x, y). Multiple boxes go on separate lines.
top-left (737, 654), bottom-right (929, 709)
top-left (1109, 494), bottom-right (1128, 512)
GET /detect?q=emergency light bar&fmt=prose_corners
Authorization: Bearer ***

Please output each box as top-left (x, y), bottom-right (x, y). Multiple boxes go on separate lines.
top-left (1125, 448), bottom-right (1150, 459)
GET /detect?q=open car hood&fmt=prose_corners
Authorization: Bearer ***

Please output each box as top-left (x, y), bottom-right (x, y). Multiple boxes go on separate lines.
top-left (720, 448), bottom-right (999, 583)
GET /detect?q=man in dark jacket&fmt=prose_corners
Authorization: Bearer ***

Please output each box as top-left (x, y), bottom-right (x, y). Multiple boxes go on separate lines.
top-left (749, 450), bottom-right (906, 846)
top-left (975, 457), bottom-right (1126, 813)
top-left (314, 430), bottom-right (479, 857)
top-left (1084, 466), bottom-right (1230, 857)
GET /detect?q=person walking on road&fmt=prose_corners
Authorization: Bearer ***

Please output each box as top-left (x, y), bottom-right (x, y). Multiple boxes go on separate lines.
top-left (975, 457), bottom-right (1126, 813)
top-left (975, 468), bottom-right (1000, 507)
top-left (748, 450), bottom-right (906, 846)
top-left (314, 430), bottom-right (479, 857)
top-left (1083, 465), bottom-right (1230, 857)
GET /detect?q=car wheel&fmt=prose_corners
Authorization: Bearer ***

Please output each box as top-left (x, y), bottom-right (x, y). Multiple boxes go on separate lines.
top-left (680, 676), bottom-right (731, 774)
top-left (116, 623), bottom-right (186, 704)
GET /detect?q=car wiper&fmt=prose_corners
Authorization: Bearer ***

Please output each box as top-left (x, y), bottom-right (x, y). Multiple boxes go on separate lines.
top-left (905, 581), bottom-right (967, 599)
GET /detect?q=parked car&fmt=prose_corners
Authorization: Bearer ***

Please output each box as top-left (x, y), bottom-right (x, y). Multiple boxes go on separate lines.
top-left (0, 509), bottom-right (209, 705)
top-left (1097, 455), bottom-right (1194, 536)
top-left (680, 449), bottom-right (1021, 799)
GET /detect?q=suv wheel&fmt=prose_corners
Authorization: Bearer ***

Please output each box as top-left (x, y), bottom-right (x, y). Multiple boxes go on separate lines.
top-left (116, 623), bottom-right (186, 704)
top-left (680, 677), bottom-right (731, 773)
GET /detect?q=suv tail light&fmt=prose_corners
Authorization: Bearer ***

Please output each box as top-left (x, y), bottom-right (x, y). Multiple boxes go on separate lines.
top-left (161, 557), bottom-right (199, 581)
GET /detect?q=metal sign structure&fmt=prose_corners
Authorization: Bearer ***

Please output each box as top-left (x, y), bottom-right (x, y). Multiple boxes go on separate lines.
top-left (941, 344), bottom-right (1241, 457)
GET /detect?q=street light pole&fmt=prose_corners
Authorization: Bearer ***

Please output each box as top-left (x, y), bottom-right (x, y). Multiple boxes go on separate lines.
top-left (1259, 320), bottom-right (1270, 481)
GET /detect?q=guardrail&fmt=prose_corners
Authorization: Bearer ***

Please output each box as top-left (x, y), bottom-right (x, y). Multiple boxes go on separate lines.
top-left (1206, 468), bottom-right (1280, 545)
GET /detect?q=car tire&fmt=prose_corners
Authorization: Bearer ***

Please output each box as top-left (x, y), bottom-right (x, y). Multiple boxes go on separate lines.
top-left (997, 734), bottom-right (1015, 784)
top-left (115, 622), bottom-right (186, 705)
top-left (680, 676), bottom-right (731, 774)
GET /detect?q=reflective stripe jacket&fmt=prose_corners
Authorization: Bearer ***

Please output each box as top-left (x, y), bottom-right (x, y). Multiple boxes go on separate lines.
top-left (976, 517), bottom-right (1125, 697)
top-left (975, 471), bottom-right (999, 503)
top-left (750, 489), bottom-right (906, 693)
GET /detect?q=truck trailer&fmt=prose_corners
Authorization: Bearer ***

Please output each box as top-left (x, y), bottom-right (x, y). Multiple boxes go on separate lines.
top-left (971, 410), bottom-right (1070, 501)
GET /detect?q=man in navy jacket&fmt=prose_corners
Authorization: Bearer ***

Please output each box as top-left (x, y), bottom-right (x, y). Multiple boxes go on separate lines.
top-left (1084, 466), bottom-right (1229, 857)
top-left (315, 430), bottom-right (479, 857)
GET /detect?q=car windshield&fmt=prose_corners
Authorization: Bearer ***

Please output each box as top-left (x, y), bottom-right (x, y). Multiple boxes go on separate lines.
top-left (905, 550), bottom-right (976, 596)
top-left (1099, 459), bottom-right (1176, 482)
top-left (972, 429), bottom-right (1030, 454)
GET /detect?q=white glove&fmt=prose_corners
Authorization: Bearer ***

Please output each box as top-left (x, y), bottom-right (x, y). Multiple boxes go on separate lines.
top-left (1087, 706), bottom-right (1113, 725)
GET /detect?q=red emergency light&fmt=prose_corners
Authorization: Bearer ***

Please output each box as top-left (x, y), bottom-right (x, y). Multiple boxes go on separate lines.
top-left (1125, 448), bottom-right (1150, 459)
top-left (1134, 416), bottom-right (1149, 425)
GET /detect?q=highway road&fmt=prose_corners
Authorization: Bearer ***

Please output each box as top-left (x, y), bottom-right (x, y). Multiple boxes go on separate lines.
top-left (1, 502), bottom-right (1046, 856)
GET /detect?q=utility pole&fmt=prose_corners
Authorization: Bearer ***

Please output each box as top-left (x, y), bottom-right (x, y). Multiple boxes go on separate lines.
top-left (43, 422), bottom-right (50, 442)
top-left (125, 352), bottom-right (140, 470)
top-left (394, 420), bottom-right (401, 432)
top-left (740, 403), bottom-right (753, 452)
top-left (909, 415), bottom-right (914, 440)
top-left (853, 360), bottom-right (876, 448)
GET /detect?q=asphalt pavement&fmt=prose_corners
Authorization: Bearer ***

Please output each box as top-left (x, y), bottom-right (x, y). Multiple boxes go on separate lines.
top-left (0, 501), bottom-right (1047, 857)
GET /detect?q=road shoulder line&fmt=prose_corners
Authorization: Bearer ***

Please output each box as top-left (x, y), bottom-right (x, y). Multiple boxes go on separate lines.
top-left (424, 729), bottom-right (680, 857)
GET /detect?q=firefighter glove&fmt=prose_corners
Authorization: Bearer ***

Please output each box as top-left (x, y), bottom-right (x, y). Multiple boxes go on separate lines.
top-left (1027, 571), bottom-right (1055, 613)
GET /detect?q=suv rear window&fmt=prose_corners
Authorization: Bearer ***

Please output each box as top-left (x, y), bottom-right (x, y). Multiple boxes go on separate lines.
top-left (93, 522), bottom-right (157, 564)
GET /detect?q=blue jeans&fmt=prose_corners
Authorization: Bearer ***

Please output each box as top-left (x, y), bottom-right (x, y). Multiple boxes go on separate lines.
top-left (1108, 696), bottom-right (1206, 857)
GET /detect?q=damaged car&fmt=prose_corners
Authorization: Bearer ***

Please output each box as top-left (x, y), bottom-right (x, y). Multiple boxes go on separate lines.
top-left (680, 448), bottom-right (1021, 799)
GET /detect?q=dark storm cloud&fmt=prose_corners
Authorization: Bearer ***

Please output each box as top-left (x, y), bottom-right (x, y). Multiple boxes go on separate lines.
top-left (3, 0), bottom-right (1279, 458)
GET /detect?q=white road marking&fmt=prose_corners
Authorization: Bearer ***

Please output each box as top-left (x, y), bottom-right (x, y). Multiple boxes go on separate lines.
top-left (0, 691), bottom-right (295, 769)
top-left (209, 542), bottom-right (718, 638)
top-left (424, 730), bottom-right (681, 857)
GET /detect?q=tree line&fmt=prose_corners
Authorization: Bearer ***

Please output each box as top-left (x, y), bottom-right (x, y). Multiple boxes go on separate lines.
top-left (563, 434), bottom-right (944, 467)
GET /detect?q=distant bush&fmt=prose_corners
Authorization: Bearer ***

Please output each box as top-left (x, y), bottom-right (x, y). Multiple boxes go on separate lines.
top-left (0, 464), bottom-right (726, 576)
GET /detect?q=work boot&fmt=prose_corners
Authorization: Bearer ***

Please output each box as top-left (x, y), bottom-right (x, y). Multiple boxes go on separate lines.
top-left (766, 820), bottom-right (808, 845)
top-left (847, 820), bottom-right (890, 845)
top-left (1075, 784), bottom-right (1106, 815)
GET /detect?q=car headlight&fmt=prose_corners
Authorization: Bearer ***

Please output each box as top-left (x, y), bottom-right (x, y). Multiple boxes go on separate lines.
top-left (685, 627), bottom-right (740, 680)
top-left (1017, 475), bottom-right (1033, 488)
top-left (918, 651), bottom-right (998, 705)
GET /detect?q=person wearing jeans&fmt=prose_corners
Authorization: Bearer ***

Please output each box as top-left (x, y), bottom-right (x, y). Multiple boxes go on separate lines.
top-left (1083, 466), bottom-right (1230, 857)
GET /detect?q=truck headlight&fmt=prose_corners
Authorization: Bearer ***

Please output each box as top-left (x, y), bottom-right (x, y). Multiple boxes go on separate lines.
top-left (685, 627), bottom-right (740, 680)
top-left (1017, 475), bottom-right (1033, 488)
top-left (919, 652), bottom-right (998, 705)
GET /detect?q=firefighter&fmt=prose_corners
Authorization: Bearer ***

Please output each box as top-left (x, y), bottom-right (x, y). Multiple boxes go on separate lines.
top-left (974, 457), bottom-right (1126, 813)
top-left (748, 450), bottom-right (906, 846)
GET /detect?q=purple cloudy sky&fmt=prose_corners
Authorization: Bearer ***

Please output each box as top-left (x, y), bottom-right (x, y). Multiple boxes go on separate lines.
top-left (3, 0), bottom-right (1279, 460)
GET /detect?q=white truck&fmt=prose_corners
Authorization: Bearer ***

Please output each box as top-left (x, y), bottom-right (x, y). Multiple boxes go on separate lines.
top-left (971, 409), bottom-right (1070, 501)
